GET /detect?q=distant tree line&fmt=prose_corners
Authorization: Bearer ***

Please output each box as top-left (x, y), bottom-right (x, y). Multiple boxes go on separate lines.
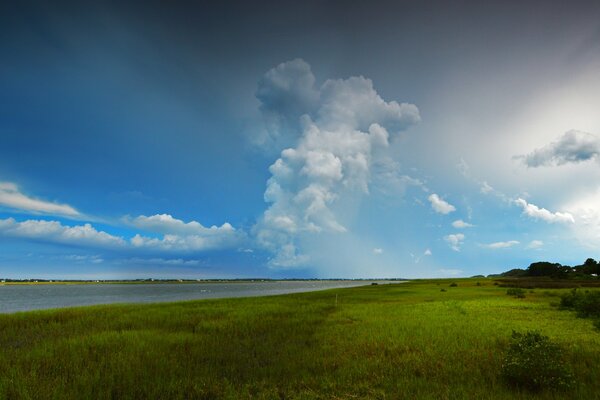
top-left (500, 258), bottom-right (600, 279)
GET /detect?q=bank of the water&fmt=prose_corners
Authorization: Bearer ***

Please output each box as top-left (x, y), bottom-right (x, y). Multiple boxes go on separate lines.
top-left (0, 280), bottom-right (392, 313)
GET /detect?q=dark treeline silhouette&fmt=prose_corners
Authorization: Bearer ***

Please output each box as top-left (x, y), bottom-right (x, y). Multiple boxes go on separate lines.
top-left (500, 258), bottom-right (600, 279)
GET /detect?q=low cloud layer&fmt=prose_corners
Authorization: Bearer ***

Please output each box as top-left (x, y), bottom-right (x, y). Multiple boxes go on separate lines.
top-left (0, 214), bottom-right (241, 255)
top-left (0, 182), bottom-right (79, 217)
top-left (519, 130), bottom-right (600, 167)
top-left (0, 218), bottom-right (124, 248)
top-left (254, 59), bottom-right (420, 268)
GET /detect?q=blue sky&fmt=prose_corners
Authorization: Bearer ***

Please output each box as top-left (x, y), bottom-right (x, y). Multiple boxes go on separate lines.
top-left (2, 1), bottom-right (600, 279)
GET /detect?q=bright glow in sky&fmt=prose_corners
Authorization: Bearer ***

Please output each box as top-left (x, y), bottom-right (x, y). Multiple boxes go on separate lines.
top-left (2, 1), bottom-right (600, 279)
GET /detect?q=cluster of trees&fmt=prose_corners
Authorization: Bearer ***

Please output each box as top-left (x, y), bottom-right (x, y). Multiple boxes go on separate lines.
top-left (501, 258), bottom-right (600, 279)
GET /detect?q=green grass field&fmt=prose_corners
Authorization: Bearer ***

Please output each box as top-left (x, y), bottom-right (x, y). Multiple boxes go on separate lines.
top-left (1, 279), bottom-right (599, 399)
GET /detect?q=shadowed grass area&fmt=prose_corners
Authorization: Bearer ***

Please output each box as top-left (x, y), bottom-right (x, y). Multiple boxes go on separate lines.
top-left (1, 279), bottom-right (599, 399)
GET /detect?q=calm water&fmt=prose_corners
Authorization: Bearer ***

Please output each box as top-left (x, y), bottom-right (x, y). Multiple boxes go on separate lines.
top-left (0, 281), bottom-right (388, 313)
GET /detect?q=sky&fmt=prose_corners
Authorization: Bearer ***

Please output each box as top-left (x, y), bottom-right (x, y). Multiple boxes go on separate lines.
top-left (2, 0), bottom-right (600, 279)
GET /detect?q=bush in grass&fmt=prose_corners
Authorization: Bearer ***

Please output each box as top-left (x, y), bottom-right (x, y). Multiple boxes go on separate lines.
top-left (502, 331), bottom-right (573, 391)
top-left (449, 282), bottom-right (457, 287)
top-left (560, 288), bottom-right (600, 318)
top-left (506, 288), bottom-right (526, 298)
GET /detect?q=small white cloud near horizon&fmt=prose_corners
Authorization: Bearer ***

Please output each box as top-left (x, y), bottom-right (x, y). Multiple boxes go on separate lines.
top-left (481, 240), bottom-right (519, 249)
top-left (444, 233), bottom-right (465, 251)
top-left (429, 194), bottom-right (456, 214)
top-left (0, 182), bottom-right (80, 217)
top-left (515, 198), bottom-right (574, 224)
top-left (452, 219), bottom-right (474, 229)
top-left (438, 268), bottom-right (462, 276)
top-left (526, 240), bottom-right (544, 249)
top-left (373, 247), bottom-right (383, 255)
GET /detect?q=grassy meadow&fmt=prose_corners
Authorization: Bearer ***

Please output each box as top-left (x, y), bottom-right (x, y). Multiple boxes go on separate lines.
top-left (0, 279), bottom-right (599, 399)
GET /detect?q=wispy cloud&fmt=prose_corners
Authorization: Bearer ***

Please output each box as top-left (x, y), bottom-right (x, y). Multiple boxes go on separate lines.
top-left (481, 240), bottom-right (519, 249)
top-left (0, 182), bottom-right (80, 217)
top-left (526, 240), bottom-right (544, 249)
top-left (444, 233), bottom-right (464, 251)
top-left (452, 219), bottom-right (474, 228)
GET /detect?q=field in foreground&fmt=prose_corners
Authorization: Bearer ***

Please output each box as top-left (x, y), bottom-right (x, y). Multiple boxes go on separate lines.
top-left (1, 279), bottom-right (599, 399)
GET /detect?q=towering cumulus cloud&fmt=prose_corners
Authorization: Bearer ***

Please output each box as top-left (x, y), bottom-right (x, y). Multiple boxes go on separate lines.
top-left (253, 59), bottom-right (420, 268)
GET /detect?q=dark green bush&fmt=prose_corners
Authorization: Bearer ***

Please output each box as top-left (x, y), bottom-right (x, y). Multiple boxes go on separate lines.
top-left (560, 289), bottom-right (600, 318)
top-left (506, 288), bottom-right (526, 298)
top-left (449, 282), bottom-right (457, 287)
top-left (502, 331), bottom-right (573, 391)
top-left (440, 288), bottom-right (447, 292)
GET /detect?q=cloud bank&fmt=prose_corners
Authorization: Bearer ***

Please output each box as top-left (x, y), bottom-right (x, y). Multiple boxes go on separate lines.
top-left (0, 214), bottom-right (241, 254)
top-left (253, 59), bottom-right (420, 268)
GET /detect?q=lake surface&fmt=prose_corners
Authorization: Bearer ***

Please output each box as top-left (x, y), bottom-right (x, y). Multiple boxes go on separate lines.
top-left (0, 281), bottom-right (390, 313)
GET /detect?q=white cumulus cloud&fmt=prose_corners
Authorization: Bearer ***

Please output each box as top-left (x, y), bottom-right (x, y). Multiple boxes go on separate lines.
top-left (515, 198), bottom-right (574, 224)
top-left (0, 218), bottom-right (125, 248)
top-left (428, 194), bottom-right (456, 214)
top-left (0, 182), bottom-right (79, 217)
top-left (124, 214), bottom-right (235, 236)
top-left (253, 59), bottom-right (420, 268)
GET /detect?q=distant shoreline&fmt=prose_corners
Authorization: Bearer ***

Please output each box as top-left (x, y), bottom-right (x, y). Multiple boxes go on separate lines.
top-left (0, 278), bottom-right (408, 286)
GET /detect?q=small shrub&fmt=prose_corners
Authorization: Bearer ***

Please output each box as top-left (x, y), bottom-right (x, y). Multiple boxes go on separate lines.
top-left (440, 288), bottom-right (447, 292)
top-left (493, 282), bottom-right (499, 286)
top-left (502, 330), bottom-right (573, 391)
top-left (506, 288), bottom-right (526, 298)
top-left (449, 282), bottom-right (458, 287)
top-left (476, 282), bottom-right (482, 286)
